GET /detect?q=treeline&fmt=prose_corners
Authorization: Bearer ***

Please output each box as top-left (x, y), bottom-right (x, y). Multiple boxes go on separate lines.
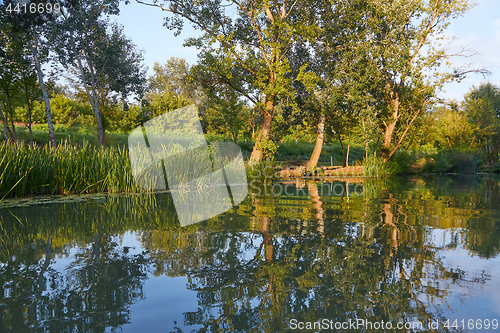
top-left (1, 0), bottom-right (498, 169)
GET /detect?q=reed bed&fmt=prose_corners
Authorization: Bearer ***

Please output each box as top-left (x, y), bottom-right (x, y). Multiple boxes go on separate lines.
top-left (0, 140), bottom-right (141, 198)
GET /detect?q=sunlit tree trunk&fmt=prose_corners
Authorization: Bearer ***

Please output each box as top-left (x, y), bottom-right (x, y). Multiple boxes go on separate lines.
top-left (23, 75), bottom-right (34, 148)
top-left (307, 114), bottom-right (325, 171)
top-left (250, 98), bottom-right (274, 163)
top-left (382, 95), bottom-right (400, 158)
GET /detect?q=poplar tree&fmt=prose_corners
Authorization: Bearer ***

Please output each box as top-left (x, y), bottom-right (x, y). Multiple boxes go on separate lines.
top-left (136, 0), bottom-right (319, 162)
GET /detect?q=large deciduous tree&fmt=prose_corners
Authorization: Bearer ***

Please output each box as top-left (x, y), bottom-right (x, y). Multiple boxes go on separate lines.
top-left (363, 0), bottom-right (488, 161)
top-left (50, 0), bottom-right (146, 145)
top-left (463, 82), bottom-right (500, 164)
top-left (144, 57), bottom-right (198, 118)
top-left (136, 0), bottom-right (319, 162)
top-left (304, 0), bottom-right (376, 169)
top-left (3, 0), bottom-right (67, 147)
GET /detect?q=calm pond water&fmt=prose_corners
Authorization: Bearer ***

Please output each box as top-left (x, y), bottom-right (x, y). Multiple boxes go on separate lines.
top-left (1, 175), bottom-right (500, 332)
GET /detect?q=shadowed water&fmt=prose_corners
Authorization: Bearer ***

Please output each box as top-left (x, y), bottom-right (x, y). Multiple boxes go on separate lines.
top-left (1, 175), bottom-right (499, 332)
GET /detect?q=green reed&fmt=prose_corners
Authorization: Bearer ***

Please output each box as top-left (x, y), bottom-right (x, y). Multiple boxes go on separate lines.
top-left (0, 140), bottom-right (142, 198)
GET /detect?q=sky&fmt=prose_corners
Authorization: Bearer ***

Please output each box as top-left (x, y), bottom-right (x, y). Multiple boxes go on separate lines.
top-left (113, 0), bottom-right (500, 103)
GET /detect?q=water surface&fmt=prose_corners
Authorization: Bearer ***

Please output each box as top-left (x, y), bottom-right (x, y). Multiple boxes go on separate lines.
top-left (1, 175), bottom-right (499, 332)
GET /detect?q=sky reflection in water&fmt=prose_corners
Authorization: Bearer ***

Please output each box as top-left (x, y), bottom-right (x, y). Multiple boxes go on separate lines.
top-left (1, 175), bottom-right (499, 332)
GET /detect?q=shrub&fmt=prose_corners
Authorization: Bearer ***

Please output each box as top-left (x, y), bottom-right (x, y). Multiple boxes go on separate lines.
top-left (421, 149), bottom-right (477, 174)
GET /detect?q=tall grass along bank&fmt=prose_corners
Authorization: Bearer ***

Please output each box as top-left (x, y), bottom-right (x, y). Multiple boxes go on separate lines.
top-left (0, 141), bottom-right (140, 199)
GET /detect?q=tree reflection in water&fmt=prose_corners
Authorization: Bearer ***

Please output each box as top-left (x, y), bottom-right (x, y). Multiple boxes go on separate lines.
top-left (0, 175), bottom-right (499, 332)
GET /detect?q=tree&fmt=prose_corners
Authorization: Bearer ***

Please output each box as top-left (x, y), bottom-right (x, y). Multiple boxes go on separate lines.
top-left (361, 0), bottom-right (488, 161)
top-left (463, 82), bottom-right (500, 163)
top-left (17, 41), bottom-right (40, 147)
top-left (144, 57), bottom-right (197, 119)
top-left (50, 0), bottom-right (146, 145)
top-left (430, 105), bottom-right (474, 150)
top-left (194, 64), bottom-right (252, 143)
top-left (3, 0), bottom-right (68, 147)
top-left (136, 0), bottom-right (319, 162)
top-left (0, 14), bottom-right (41, 145)
top-left (304, 0), bottom-right (375, 169)
top-left (0, 13), bottom-right (20, 142)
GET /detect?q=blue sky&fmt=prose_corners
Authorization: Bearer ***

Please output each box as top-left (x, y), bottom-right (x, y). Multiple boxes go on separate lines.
top-left (114, 0), bottom-right (500, 103)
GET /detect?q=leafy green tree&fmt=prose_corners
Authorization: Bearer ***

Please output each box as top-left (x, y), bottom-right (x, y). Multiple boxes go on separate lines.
top-left (195, 66), bottom-right (253, 142)
top-left (431, 106), bottom-right (475, 150)
top-left (144, 57), bottom-right (196, 118)
top-left (304, 0), bottom-right (376, 169)
top-left (3, 0), bottom-right (69, 147)
top-left (0, 13), bottom-right (21, 142)
top-left (463, 82), bottom-right (500, 163)
top-left (15, 93), bottom-right (94, 127)
top-left (49, 0), bottom-right (146, 145)
top-left (360, 0), bottom-right (487, 161)
top-left (137, 0), bottom-right (319, 162)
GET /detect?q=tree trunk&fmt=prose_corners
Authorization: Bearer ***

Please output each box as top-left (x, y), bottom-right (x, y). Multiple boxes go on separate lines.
top-left (7, 103), bottom-right (17, 141)
top-left (30, 33), bottom-right (56, 148)
top-left (338, 134), bottom-right (346, 167)
top-left (381, 96), bottom-right (400, 158)
top-left (382, 120), bottom-right (397, 152)
top-left (23, 77), bottom-right (34, 148)
top-left (362, 118), bottom-right (369, 160)
top-left (307, 114), bottom-right (325, 171)
top-left (0, 104), bottom-right (11, 141)
top-left (95, 110), bottom-right (105, 146)
top-left (346, 131), bottom-right (351, 166)
top-left (78, 55), bottom-right (105, 146)
top-left (249, 98), bottom-right (274, 163)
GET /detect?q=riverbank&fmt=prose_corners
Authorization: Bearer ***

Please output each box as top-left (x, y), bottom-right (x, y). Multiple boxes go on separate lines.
top-left (2, 139), bottom-right (499, 199)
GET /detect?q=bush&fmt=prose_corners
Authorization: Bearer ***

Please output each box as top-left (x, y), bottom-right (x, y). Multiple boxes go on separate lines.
top-left (421, 150), bottom-right (477, 174)
top-left (388, 151), bottom-right (415, 174)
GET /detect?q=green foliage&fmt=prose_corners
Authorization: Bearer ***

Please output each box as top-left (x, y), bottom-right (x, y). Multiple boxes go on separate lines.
top-left (0, 123), bottom-right (129, 147)
top-left (421, 150), bottom-right (477, 174)
top-left (0, 140), bottom-right (142, 198)
top-left (429, 106), bottom-right (475, 150)
top-left (15, 94), bottom-right (94, 127)
top-left (462, 82), bottom-right (500, 164)
top-left (362, 151), bottom-right (414, 177)
top-left (14, 100), bottom-right (46, 123)
top-left (143, 58), bottom-right (198, 119)
top-left (253, 136), bottom-right (278, 161)
top-left (389, 151), bottom-right (416, 174)
top-left (102, 103), bottom-right (145, 133)
top-left (363, 154), bottom-right (394, 178)
top-left (281, 119), bottom-right (317, 143)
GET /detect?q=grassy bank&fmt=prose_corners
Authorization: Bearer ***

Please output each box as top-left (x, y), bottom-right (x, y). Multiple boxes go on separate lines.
top-left (3, 124), bottom-right (366, 165)
top-left (3, 126), bottom-right (496, 199)
top-left (0, 141), bottom-right (139, 198)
